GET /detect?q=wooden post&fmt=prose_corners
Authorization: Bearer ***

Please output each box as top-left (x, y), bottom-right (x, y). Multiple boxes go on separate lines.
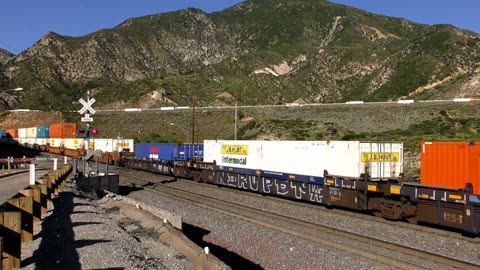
top-left (6, 197), bottom-right (34, 242)
top-left (32, 183), bottom-right (48, 216)
top-left (0, 212), bottom-right (21, 269)
top-left (20, 188), bottom-right (42, 222)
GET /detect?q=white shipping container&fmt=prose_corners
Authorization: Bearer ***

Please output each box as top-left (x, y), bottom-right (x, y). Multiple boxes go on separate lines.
top-left (204, 140), bottom-right (403, 178)
top-left (36, 138), bottom-right (48, 146)
top-left (27, 127), bottom-right (37, 138)
top-left (27, 138), bottom-right (36, 145)
top-left (18, 128), bottom-right (28, 138)
top-left (49, 138), bottom-right (63, 147)
top-left (87, 138), bottom-right (135, 152)
top-left (63, 138), bottom-right (85, 150)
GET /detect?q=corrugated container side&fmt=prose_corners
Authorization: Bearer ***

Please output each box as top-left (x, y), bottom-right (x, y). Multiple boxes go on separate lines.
top-left (49, 123), bottom-right (77, 138)
top-left (421, 142), bottom-right (480, 195)
top-left (27, 127), bottom-right (37, 138)
top-left (18, 128), bottom-right (28, 138)
top-left (178, 144), bottom-right (204, 160)
top-left (36, 126), bottom-right (49, 138)
top-left (6, 129), bottom-right (18, 138)
top-left (135, 143), bottom-right (178, 160)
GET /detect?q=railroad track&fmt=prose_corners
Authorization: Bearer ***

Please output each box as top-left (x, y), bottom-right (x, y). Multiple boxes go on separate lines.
top-left (173, 177), bottom-right (480, 245)
top-left (118, 170), bottom-right (480, 270)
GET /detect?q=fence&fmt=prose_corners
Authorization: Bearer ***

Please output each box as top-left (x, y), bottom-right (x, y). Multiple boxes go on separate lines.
top-left (0, 164), bottom-right (72, 269)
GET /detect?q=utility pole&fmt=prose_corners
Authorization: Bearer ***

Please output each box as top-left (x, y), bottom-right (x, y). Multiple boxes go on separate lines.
top-left (235, 102), bottom-right (237, 140)
top-left (191, 95), bottom-right (195, 145)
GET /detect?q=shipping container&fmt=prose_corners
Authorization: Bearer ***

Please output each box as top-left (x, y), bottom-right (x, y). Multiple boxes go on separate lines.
top-left (86, 138), bottom-right (135, 152)
top-left (6, 129), bottom-right (18, 138)
top-left (36, 138), bottom-right (48, 147)
top-left (18, 128), bottom-right (28, 138)
top-left (135, 143), bottom-right (178, 160)
top-left (203, 140), bottom-right (403, 179)
top-left (178, 144), bottom-right (204, 160)
top-left (421, 142), bottom-right (480, 195)
top-left (49, 123), bottom-right (77, 138)
top-left (0, 130), bottom-right (6, 138)
top-left (63, 138), bottom-right (85, 150)
top-left (27, 127), bottom-right (37, 138)
top-left (49, 138), bottom-right (63, 147)
top-left (36, 126), bottom-right (49, 138)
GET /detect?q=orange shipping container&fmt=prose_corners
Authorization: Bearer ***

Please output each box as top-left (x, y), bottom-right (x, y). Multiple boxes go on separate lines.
top-left (421, 142), bottom-right (480, 195)
top-left (6, 128), bottom-right (18, 138)
top-left (49, 123), bottom-right (77, 138)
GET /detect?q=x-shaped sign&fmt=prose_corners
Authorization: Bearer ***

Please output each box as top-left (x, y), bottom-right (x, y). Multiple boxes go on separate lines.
top-left (78, 98), bottom-right (96, 115)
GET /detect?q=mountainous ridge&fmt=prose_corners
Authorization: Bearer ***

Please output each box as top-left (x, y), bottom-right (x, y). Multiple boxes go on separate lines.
top-left (0, 0), bottom-right (479, 112)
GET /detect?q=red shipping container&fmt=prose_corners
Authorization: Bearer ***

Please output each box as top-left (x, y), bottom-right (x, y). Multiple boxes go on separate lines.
top-left (421, 142), bottom-right (480, 195)
top-left (49, 123), bottom-right (77, 138)
top-left (6, 128), bottom-right (18, 138)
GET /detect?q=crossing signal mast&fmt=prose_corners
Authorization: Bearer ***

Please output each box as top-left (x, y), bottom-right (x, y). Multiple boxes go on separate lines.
top-left (77, 91), bottom-right (99, 142)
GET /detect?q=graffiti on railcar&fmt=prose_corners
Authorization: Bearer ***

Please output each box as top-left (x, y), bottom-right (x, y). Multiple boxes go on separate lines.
top-left (309, 184), bottom-right (324, 203)
top-left (290, 181), bottom-right (307, 200)
top-left (215, 171), bottom-right (318, 202)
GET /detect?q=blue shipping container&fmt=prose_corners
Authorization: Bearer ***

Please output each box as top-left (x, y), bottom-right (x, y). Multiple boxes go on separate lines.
top-left (135, 143), bottom-right (178, 161)
top-left (178, 144), bottom-right (204, 160)
top-left (36, 126), bottom-right (50, 138)
top-left (0, 130), bottom-right (6, 138)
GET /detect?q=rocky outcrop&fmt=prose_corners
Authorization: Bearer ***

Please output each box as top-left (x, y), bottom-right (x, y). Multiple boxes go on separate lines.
top-left (1, 0), bottom-right (480, 110)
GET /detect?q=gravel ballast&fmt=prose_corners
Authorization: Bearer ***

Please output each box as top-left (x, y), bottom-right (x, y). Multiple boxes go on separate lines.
top-left (19, 182), bottom-right (228, 270)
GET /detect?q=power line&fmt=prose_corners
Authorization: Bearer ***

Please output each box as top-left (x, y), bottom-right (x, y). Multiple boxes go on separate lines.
top-left (0, 40), bottom-right (21, 54)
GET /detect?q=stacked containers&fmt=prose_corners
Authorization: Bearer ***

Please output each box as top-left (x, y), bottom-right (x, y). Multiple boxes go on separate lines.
top-left (36, 126), bottom-right (49, 138)
top-left (36, 126), bottom-right (50, 147)
top-left (421, 142), bottom-right (480, 195)
top-left (18, 128), bottom-right (28, 144)
top-left (49, 123), bottom-right (77, 138)
top-left (27, 127), bottom-right (37, 147)
top-left (6, 129), bottom-right (18, 138)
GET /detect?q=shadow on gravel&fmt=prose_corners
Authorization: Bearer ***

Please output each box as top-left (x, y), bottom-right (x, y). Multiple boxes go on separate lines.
top-left (182, 223), bottom-right (263, 270)
top-left (117, 184), bottom-right (144, 196)
top-left (21, 191), bottom-right (111, 269)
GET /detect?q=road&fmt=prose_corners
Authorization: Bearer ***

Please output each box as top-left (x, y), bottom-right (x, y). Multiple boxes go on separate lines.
top-left (0, 161), bottom-right (61, 203)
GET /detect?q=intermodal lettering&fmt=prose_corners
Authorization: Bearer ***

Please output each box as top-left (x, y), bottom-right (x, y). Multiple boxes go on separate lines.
top-left (222, 156), bottom-right (247, 165)
top-left (221, 145), bottom-right (249, 155)
top-left (361, 152), bottom-right (399, 162)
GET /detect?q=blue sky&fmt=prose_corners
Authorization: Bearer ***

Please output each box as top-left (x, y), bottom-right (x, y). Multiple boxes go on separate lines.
top-left (1, 0), bottom-right (479, 54)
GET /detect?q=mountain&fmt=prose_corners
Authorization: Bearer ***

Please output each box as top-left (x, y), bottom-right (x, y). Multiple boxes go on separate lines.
top-left (0, 48), bottom-right (13, 65)
top-left (1, 0), bottom-right (480, 111)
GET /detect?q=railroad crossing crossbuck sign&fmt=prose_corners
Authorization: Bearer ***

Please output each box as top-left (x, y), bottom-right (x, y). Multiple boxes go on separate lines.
top-left (78, 97), bottom-right (96, 115)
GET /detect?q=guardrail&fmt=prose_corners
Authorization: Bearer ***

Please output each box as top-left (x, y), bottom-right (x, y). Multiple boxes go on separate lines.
top-left (0, 164), bottom-right (72, 269)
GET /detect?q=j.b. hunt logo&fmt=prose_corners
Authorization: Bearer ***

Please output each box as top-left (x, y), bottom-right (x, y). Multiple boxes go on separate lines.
top-left (222, 156), bottom-right (247, 165)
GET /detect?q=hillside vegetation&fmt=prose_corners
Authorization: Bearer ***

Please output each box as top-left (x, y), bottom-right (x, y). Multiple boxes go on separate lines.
top-left (0, 0), bottom-right (478, 112)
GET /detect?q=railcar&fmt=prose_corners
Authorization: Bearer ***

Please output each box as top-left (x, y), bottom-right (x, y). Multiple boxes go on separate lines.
top-left (5, 121), bottom-right (480, 235)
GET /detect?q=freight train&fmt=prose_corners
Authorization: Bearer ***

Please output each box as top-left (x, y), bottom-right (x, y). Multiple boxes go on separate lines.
top-left (2, 123), bottom-right (480, 235)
